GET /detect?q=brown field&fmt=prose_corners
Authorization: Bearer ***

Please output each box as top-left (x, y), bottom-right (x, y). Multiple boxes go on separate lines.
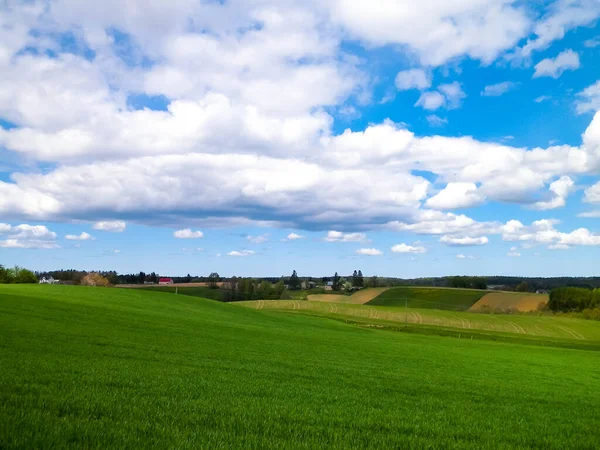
top-left (306, 294), bottom-right (348, 303)
top-left (470, 292), bottom-right (548, 312)
top-left (308, 288), bottom-right (389, 305)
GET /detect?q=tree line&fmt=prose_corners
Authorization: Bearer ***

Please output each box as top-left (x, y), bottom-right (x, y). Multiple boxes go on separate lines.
top-left (0, 265), bottom-right (37, 284)
top-left (548, 287), bottom-right (600, 312)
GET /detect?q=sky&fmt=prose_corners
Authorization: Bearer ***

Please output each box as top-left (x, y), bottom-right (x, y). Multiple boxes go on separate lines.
top-left (1, 0), bottom-right (600, 278)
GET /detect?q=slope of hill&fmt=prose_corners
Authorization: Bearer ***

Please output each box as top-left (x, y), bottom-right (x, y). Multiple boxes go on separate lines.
top-left (1, 285), bottom-right (599, 449)
top-left (470, 292), bottom-right (549, 312)
top-left (367, 286), bottom-right (486, 310)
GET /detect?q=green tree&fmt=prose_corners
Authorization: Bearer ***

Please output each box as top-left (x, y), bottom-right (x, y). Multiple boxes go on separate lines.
top-left (332, 272), bottom-right (341, 291)
top-left (357, 270), bottom-right (364, 288)
top-left (13, 267), bottom-right (37, 284)
top-left (516, 281), bottom-right (528, 292)
top-left (289, 270), bottom-right (300, 290)
top-left (352, 270), bottom-right (358, 287)
top-left (0, 265), bottom-right (14, 283)
top-left (208, 272), bottom-right (220, 289)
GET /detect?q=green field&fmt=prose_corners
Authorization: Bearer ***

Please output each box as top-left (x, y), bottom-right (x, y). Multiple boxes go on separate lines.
top-left (2, 285), bottom-right (600, 449)
top-left (367, 286), bottom-right (487, 310)
top-left (139, 285), bottom-right (227, 301)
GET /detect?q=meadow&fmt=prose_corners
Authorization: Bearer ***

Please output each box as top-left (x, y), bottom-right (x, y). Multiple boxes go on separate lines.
top-left (1, 285), bottom-right (600, 449)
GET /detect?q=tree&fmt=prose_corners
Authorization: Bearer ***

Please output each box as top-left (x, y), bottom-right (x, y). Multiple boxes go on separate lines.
top-left (81, 273), bottom-right (111, 287)
top-left (150, 272), bottom-right (158, 284)
top-left (13, 267), bottom-right (37, 284)
top-left (0, 265), bottom-right (13, 283)
top-left (357, 270), bottom-right (364, 288)
top-left (352, 270), bottom-right (358, 287)
top-left (289, 270), bottom-right (301, 290)
top-left (208, 272), bottom-right (220, 289)
top-left (332, 272), bottom-right (341, 291)
top-left (138, 272), bottom-right (146, 284)
top-left (516, 281), bottom-right (528, 292)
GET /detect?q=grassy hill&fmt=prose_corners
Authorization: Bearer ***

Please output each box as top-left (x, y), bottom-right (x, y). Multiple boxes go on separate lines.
top-left (471, 292), bottom-right (549, 312)
top-left (367, 286), bottom-right (487, 310)
top-left (1, 285), bottom-right (600, 449)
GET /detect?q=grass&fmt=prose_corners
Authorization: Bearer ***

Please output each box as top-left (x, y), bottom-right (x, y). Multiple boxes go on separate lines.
top-left (140, 285), bottom-right (227, 300)
top-left (367, 286), bottom-right (487, 310)
top-left (2, 285), bottom-right (600, 449)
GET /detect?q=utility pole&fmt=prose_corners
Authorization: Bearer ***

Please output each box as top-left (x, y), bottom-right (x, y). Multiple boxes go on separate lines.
top-left (176, 285), bottom-right (178, 295)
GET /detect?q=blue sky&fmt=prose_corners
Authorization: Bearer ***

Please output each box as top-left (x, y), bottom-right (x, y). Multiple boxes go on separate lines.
top-left (1, 0), bottom-right (600, 277)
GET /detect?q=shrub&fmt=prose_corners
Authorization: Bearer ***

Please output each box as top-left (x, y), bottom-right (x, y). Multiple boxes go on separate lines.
top-left (81, 273), bottom-right (111, 287)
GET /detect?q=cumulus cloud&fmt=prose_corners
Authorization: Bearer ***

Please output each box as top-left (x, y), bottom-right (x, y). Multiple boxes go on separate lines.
top-left (174, 229), bottom-right (204, 239)
top-left (0, 224), bottom-right (58, 249)
top-left (356, 248), bottom-right (383, 256)
top-left (65, 232), bottom-right (94, 241)
top-left (426, 183), bottom-right (484, 210)
top-left (456, 254), bottom-right (477, 260)
top-left (227, 250), bottom-right (255, 257)
top-left (395, 69), bottom-right (431, 91)
top-left (416, 82), bottom-right (466, 111)
top-left (507, 247), bottom-right (521, 257)
top-left (415, 91), bottom-right (445, 111)
top-left (324, 231), bottom-right (367, 242)
top-left (426, 115), bottom-right (447, 127)
top-left (391, 243), bottom-right (426, 254)
top-left (530, 176), bottom-right (574, 210)
top-left (284, 232), bottom-right (305, 241)
top-left (533, 49), bottom-right (580, 79)
top-left (93, 221), bottom-right (126, 232)
top-left (481, 81), bottom-right (517, 97)
top-left (440, 235), bottom-right (489, 246)
top-left (575, 81), bottom-right (600, 114)
top-left (584, 37), bottom-right (600, 48)
top-left (247, 234), bottom-right (269, 244)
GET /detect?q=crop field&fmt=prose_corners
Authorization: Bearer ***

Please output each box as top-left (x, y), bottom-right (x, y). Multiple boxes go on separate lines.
top-left (2, 285), bottom-right (600, 449)
top-left (366, 286), bottom-right (487, 310)
top-left (307, 288), bottom-right (388, 304)
top-left (471, 292), bottom-right (549, 312)
top-left (239, 298), bottom-right (600, 343)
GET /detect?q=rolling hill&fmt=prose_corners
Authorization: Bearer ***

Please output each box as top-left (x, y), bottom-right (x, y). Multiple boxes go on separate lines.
top-left (1, 284), bottom-right (599, 449)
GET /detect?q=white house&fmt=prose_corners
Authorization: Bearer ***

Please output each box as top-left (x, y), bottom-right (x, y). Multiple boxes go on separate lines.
top-left (39, 276), bottom-right (59, 284)
top-left (159, 277), bottom-right (174, 285)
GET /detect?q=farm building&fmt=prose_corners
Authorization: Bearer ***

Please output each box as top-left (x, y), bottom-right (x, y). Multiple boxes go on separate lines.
top-left (39, 276), bottom-right (59, 285)
top-left (159, 278), bottom-right (173, 285)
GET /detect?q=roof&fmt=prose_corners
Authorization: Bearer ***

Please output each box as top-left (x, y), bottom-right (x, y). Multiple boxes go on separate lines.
top-left (159, 277), bottom-right (172, 282)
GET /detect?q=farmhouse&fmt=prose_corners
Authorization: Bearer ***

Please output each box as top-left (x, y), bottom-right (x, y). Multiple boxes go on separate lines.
top-left (159, 277), bottom-right (173, 285)
top-left (39, 276), bottom-right (59, 285)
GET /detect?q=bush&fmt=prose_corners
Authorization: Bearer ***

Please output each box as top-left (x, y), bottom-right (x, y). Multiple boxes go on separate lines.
top-left (81, 273), bottom-right (111, 287)
top-left (0, 265), bottom-right (37, 284)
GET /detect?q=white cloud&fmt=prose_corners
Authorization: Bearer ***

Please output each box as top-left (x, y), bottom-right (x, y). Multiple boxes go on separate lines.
top-left (530, 176), bottom-right (574, 210)
top-left (507, 246), bottom-right (521, 257)
top-left (456, 254), bottom-right (477, 260)
top-left (440, 235), bottom-right (489, 246)
top-left (247, 234), bottom-right (269, 244)
top-left (575, 81), bottom-right (600, 114)
top-left (285, 232), bottom-right (305, 241)
top-left (65, 232), bottom-right (94, 241)
top-left (325, 231), bottom-right (367, 243)
top-left (0, 224), bottom-right (58, 249)
top-left (329, 0), bottom-right (530, 66)
top-left (426, 183), bottom-right (484, 210)
top-left (426, 115), bottom-right (447, 127)
top-left (415, 91), bottom-right (445, 111)
top-left (356, 248), bottom-right (383, 256)
top-left (584, 37), bottom-right (600, 48)
top-left (481, 81), bottom-right (517, 97)
top-left (93, 221), bottom-right (126, 232)
top-left (519, 2), bottom-right (600, 57)
top-left (534, 95), bottom-right (551, 103)
top-left (227, 250), bottom-right (255, 256)
top-left (391, 243), bottom-right (426, 254)
top-left (533, 49), bottom-right (580, 79)
top-left (438, 82), bottom-right (466, 109)
top-left (395, 69), bottom-right (431, 91)
top-left (174, 229), bottom-right (204, 239)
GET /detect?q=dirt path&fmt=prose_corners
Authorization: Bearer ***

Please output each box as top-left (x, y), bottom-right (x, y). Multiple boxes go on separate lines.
top-left (508, 320), bottom-right (526, 334)
top-left (557, 325), bottom-right (585, 340)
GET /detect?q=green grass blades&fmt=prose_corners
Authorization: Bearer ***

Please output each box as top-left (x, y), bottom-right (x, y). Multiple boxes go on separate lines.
top-left (367, 286), bottom-right (486, 310)
top-left (1, 285), bottom-right (600, 449)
